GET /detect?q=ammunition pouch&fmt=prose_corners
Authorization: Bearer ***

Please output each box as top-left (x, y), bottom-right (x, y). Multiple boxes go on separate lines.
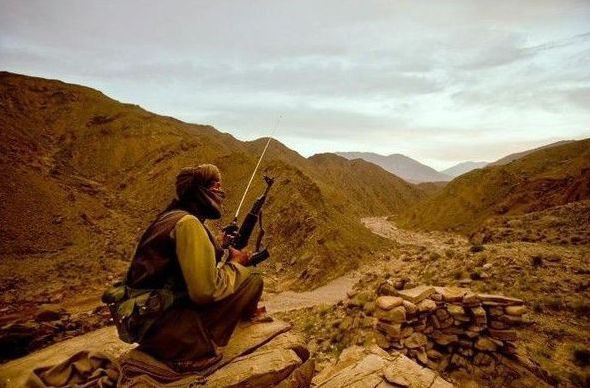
top-left (101, 281), bottom-right (176, 344)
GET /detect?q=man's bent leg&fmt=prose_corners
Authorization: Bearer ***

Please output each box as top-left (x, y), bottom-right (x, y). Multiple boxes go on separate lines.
top-left (138, 305), bottom-right (217, 361)
top-left (201, 273), bottom-right (264, 346)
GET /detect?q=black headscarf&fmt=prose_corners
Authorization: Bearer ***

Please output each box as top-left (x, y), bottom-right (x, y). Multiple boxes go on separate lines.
top-left (165, 164), bottom-right (225, 220)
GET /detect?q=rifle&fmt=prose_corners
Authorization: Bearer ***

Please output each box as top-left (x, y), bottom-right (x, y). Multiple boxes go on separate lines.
top-left (222, 175), bottom-right (274, 266)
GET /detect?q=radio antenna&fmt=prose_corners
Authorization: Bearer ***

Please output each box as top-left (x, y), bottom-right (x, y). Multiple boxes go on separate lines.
top-left (234, 115), bottom-right (281, 219)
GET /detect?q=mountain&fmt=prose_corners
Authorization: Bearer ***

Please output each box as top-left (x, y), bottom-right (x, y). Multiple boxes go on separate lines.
top-left (336, 152), bottom-right (452, 183)
top-left (397, 138), bottom-right (590, 234)
top-left (440, 161), bottom-right (488, 177)
top-left (488, 140), bottom-right (574, 167)
top-left (0, 71), bottom-right (427, 298)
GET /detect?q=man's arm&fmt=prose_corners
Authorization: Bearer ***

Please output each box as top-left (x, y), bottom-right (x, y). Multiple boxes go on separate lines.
top-left (173, 215), bottom-right (251, 304)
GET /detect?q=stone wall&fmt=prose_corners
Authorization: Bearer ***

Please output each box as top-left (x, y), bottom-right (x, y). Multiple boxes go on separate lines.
top-left (373, 285), bottom-right (529, 376)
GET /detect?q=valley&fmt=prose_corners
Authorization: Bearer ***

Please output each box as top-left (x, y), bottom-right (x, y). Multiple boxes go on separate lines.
top-left (1, 72), bottom-right (589, 387)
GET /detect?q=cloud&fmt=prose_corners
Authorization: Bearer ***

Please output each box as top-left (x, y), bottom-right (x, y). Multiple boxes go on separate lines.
top-left (1, 0), bottom-right (589, 168)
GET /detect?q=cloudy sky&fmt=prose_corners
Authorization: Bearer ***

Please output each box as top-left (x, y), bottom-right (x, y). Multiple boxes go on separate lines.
top-left (1, 0), bottom-right (589, 169)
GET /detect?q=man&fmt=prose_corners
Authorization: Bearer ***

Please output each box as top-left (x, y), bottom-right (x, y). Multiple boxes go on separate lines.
top-left (124, 164), bottom-right (264, 373)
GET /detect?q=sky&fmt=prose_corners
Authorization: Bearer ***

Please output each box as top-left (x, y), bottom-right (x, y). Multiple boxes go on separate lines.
top-left (1, 1), bottom-right (589, 170)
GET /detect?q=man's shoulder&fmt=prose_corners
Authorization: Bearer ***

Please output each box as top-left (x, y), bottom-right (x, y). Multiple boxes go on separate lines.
top-left (174, 213), bottom-right (206, 232)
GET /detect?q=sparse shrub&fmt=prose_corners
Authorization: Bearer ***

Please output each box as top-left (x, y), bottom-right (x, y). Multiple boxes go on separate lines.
top-left (573, 347), bottom-right (590, 367)
top-left (531, 255), bottom-right (544, 267)
top-left (532, 301), bottom-right (544, 313)
top-left (470, 245), bottom-right (484, 253)
top-left (470, 270), bottom-right (482, 280)
top-left (429, 252), bottom-right (441, 261)
top-left (544, 297), bottom-right (564, 311)
top-left (453, 270), bottom-right (463, 280)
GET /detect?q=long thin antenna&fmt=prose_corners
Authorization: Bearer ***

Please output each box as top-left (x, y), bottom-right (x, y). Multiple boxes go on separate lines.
top-left (234, 116), bottom-right (281, 219)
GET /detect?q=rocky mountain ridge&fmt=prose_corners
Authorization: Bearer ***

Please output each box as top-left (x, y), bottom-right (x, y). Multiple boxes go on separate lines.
top-left (0, 71), bottom-right (426, 310)
top-left (397, 138), bottom-right (590, 234)
top-left (336, 151), bottom-right (452, 183)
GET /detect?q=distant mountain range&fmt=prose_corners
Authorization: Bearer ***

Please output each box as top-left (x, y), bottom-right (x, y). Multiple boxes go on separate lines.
top-left (336, 152), bottom-right (451, 183)
top-left (338, 140), bottom-right (577, 183)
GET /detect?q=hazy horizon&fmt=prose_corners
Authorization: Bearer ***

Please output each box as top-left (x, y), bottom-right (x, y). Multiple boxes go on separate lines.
top-left (1, 0), bottom-right (589, 170)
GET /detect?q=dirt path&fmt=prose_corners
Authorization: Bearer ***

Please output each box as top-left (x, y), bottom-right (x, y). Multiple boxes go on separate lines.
top-left (263, 273), bottom-right (359, 313)
top-left (361, 216), bottom-right (468, 250)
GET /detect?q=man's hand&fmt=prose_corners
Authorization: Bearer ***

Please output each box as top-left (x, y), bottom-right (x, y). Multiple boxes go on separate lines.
top-left (229, 247), bottom-right (251, 266)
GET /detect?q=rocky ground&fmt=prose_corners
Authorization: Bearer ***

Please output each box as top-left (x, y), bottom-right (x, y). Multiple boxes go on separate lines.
top-left (278, 217), bottom-right (590, 387)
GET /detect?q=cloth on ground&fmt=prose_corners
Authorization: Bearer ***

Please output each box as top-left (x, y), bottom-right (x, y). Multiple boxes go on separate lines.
top-left (117, 349), bottom-right (209, 387)
top-left (25, 350), bottom-right (120, 388)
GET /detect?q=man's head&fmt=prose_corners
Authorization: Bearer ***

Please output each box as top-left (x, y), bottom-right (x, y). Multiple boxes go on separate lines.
top-left (174, 164), bottom-right (225, 219)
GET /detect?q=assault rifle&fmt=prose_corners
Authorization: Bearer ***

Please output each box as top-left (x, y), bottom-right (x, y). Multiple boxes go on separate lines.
top-left (222, 175), bottom-right (274, 266)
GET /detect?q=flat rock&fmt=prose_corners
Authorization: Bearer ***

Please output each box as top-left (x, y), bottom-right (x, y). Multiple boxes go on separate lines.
top-left (505, 305), bottom-right (526, 316)
top-left (478, 294), bottom-right (524, 306)
top-left (0, 320), bottom-right (296, 388)
top-left (404, 333), bottom-right (427, 349)
top-left (376, 306), bottom-right (406, 323)
top-left (204, 348), bottom-right (302, 387)
top-left (417, 299), bottom-right (437, 312)
top-left (402, 301), bottom-right (417, 315)
top-left (312, 346), bottom-right (454, 388)
top-left (488, 328), bottom-right (517, 341)
top-left (377, 322), bottom-right (402, 338)
top-left (434, 287), bottom-right (469, 302)
top-left (384, 370), bottom-right (409, 387)
top-left (432, 333), bottom-right (458, 346)
top-left (462, 293), bottom-right (480, 305)
top-left (394, 286), bottom-right (435, 304)
top-left (447, 305), bottom-right (465, 316)
top-left (376, 296), bottom-right (404, 311)
top-left (475, 337), bottom-right (498, 352)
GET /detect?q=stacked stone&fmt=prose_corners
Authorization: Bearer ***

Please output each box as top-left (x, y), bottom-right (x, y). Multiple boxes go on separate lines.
top-left (374, 285), bottom-right (528, 373)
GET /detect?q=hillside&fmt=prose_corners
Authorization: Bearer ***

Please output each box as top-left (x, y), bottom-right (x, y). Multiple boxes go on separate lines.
top-left (336, 152), bottom-right (451, 183)
top-left (440, 161), bottom-right (488, 177)
top-left (488, 140), bottom-right (574, 167)
top-left (397, 139), bottom-right (590, 233)
top-left (0, 71), bottom-right (428, 310)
